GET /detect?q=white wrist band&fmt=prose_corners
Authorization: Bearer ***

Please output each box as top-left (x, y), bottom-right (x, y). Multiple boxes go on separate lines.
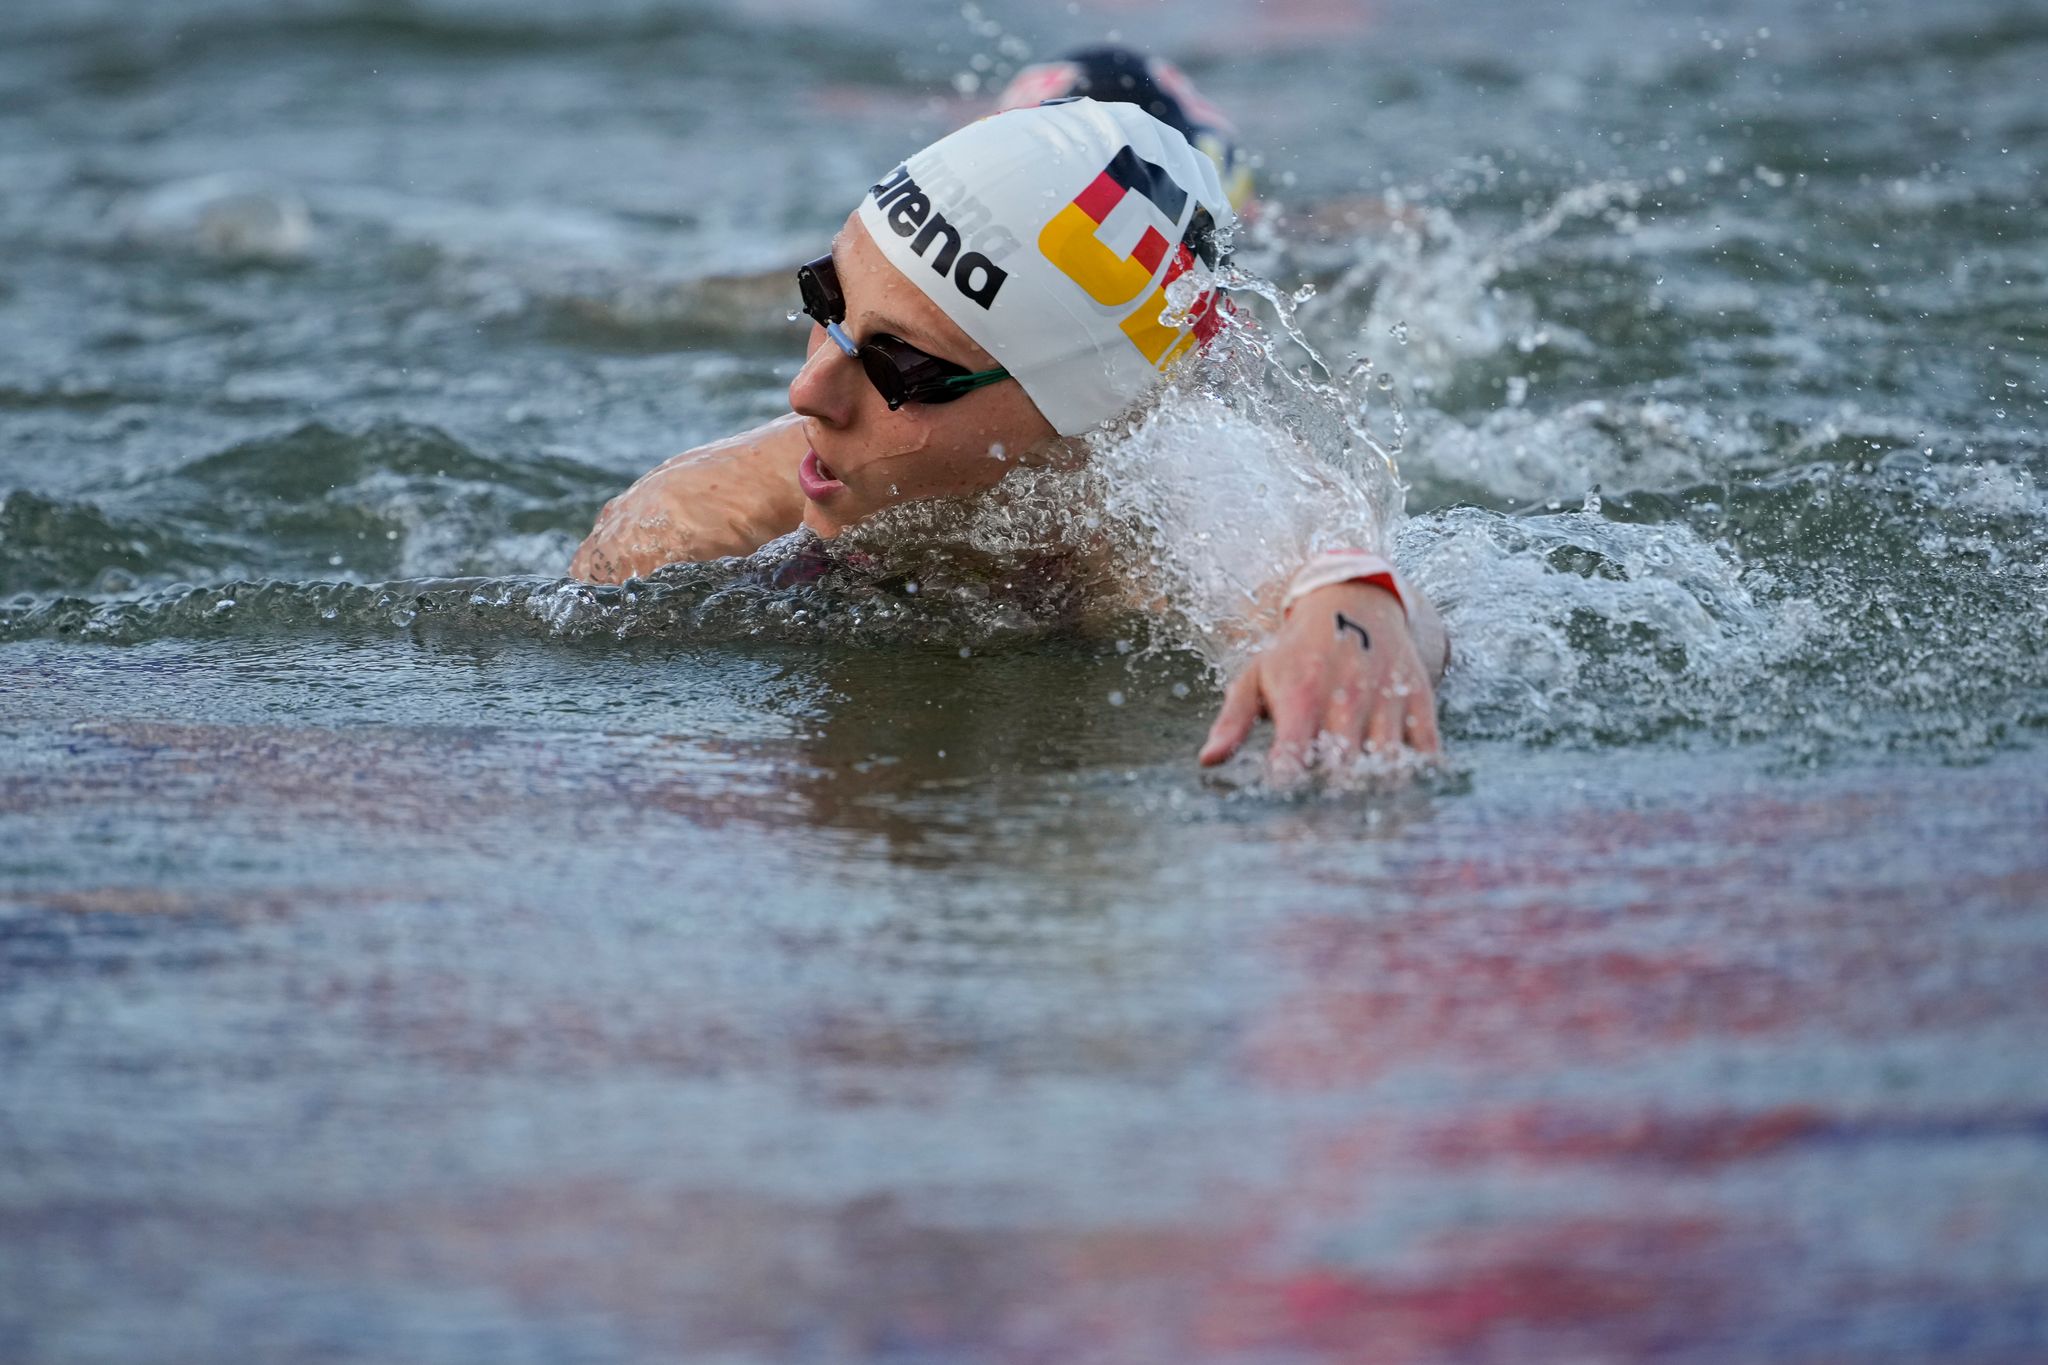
top-left (1282, 549), bottom-right (1409, 619)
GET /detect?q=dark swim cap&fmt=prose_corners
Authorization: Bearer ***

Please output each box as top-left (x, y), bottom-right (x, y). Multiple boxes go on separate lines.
top-left (993, 46), bottom-right (1255, 212)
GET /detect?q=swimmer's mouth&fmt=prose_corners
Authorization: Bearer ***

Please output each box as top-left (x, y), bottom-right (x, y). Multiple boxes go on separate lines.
top-left (798, 449), bottom-right (845, 501)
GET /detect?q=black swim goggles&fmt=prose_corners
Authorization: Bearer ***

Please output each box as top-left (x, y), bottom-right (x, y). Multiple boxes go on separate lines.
top-left (796, 254), bottom-right (1011, 410)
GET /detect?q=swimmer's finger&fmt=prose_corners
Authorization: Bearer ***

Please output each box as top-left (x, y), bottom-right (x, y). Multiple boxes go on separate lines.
top-left (1266, 683), bottom-right (1322, 777)
top-left (1199, 668), bottom-right (1264, 766)
top-left (1405, 693), bottom-right (1442, 755)
top-left (1365, 701), bottom-right (1401, 756)
top-left (1323, 686), bottom-right (1371, 761)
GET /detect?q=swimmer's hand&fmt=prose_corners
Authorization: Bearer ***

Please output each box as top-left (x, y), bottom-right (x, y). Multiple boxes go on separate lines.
top-left (1199, 582), bottom-right (1443, 777)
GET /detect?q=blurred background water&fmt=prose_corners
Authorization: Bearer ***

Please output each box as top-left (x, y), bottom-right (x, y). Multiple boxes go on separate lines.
top-left (2, 1), bottom-right (2045, 1361)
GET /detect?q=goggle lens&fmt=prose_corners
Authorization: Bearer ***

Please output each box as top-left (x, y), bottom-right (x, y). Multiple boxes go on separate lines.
top-left (796, 254), bottom-right (1010, 411)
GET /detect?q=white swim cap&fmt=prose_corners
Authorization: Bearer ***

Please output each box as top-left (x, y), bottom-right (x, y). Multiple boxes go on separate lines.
top-left (854, 97), bottom-right (1235, 436)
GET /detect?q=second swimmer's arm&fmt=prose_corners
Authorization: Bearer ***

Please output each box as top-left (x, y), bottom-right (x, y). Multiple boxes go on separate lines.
top-left (569, 415), bottom-right (810, 583)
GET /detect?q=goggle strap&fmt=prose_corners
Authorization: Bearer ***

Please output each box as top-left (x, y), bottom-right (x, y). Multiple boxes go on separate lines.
top-left (899, 365), bottom-right (1010, 406)
top-left (935, 367), bottom-right (1010, 393)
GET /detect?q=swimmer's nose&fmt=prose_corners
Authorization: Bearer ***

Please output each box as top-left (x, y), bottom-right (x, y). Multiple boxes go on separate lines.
top-left (788, 327), bottom-right (861, 429)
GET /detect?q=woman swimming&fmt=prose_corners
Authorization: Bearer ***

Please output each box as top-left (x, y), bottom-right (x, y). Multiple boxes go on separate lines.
top-left (570, 97), bottom-right (1447, 774)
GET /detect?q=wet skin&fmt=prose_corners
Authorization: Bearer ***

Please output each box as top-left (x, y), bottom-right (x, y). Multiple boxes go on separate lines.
top-left (786, 217), bottom-right (1066, 537)
top-left (572, 213), bottom-right (1447, 769)
top-left (566, 215), bottom-right (1060, 578)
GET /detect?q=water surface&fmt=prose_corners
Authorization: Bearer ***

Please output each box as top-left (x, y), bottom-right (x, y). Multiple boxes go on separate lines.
top-left (3, 0), bottom-right (2045, 1360)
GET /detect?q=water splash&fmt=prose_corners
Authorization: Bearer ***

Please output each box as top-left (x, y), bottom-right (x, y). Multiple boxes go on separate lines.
top-left (1286, 178), bottom-right (1650, 390)
top-left (13, 165), bottom-right (2039, 764)
top-left (1401, 502), bottom-right (1787, 745)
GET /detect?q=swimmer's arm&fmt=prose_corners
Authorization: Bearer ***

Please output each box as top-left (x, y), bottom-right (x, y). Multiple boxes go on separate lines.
top-left (1075, 529), bottom-right (1448, 766)
top-left (569, 414), bottom-right (809, 583)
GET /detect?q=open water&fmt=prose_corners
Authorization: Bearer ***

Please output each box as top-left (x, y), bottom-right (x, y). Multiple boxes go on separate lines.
top-left (2, 1), bottom-right (2045, 1361)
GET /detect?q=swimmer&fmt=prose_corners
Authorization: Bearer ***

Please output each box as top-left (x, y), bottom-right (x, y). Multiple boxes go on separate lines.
top-left (991, 46), bottom-right (1425, 245)
top-left (571, 97), bottom-right (1447, 773)
top-left (605, 48), bottom-right (1418, 365)
top-left (989, 46), bottom-right (1258, 216)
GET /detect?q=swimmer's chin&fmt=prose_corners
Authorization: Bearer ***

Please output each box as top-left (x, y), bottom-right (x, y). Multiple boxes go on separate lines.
top-left (799, 492), bottom-right (871, 540)
top-left (800, 503), bottom-right (849, 539)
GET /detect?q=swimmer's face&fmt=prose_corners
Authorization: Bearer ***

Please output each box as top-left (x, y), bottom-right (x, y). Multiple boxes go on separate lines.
top-left (788, 214), bottom-right (1058, 537)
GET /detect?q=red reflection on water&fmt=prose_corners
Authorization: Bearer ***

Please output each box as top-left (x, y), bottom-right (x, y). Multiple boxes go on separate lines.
top-left (1197, 1218), bottom-right (1729, 1362)
top-left (1420, 1104), bottom-right (1828, 1169)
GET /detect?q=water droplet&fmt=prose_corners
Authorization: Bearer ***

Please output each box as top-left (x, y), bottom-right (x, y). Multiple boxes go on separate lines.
top-left (989, 442), bottom-right (1007, 461)
top-left (1376, 372), bottom-right (1394, 390)
top-left (1170, 681), bottom-right (1191, 699)
top-left (1389, 320), bottom-right (1410, 346)
top-left (1106, 690), bottom-right (1125, 707)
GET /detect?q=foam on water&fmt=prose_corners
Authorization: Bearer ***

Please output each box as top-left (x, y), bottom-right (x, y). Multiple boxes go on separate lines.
top-left (1406, 398), bottom-right (1737, 507)
top-left (114, 173), bottom-right (317, 265)
top-left (1401, 499), bottom-right (1790, 745)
